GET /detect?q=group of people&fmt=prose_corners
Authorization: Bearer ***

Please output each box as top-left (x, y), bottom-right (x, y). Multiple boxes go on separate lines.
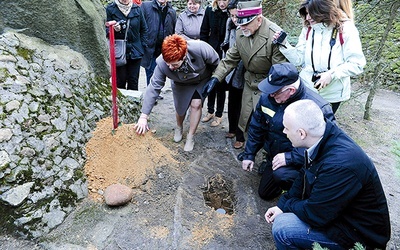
top-left (107, 0), bottom-right (391, 248)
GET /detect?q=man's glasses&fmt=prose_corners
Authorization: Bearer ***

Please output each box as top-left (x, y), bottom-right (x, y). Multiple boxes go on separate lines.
top-left (270, 87), bottom-right (290, 97)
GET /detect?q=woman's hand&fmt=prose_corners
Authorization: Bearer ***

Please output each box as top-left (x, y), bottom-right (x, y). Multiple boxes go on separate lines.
top-left (314, 71), bottom-right (332, 90)
top-left (134, 114), bottom-right (149, 135)
top-left (113, 22), bottom-right (121, 32)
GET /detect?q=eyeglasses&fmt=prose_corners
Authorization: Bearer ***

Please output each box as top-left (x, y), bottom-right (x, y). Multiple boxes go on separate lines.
top-left (270, 87), bottom-right (290, 97)
top-left (166, 60), bottom-right (183, 68)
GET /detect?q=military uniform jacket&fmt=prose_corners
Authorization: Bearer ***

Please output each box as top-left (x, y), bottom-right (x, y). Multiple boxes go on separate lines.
top-left (213, 16), bottom-right (287, 131)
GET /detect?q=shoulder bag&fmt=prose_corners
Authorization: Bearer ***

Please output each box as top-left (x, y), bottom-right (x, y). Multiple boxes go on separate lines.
top-left (114, 19), bottom-right (130, 67)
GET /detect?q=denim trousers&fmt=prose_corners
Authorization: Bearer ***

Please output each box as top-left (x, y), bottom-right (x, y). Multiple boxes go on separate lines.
top-left (272, 213), bottom-right (344, 250)
top-left (145, 57), bottom-right (158, 86)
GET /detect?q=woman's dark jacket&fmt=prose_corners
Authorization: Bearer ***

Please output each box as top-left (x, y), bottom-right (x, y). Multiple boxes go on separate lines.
top-left (278, 120), bottom-right (391, 249)
top-left (200, 6), bottom-right (228, 58)
top-left (242, 81), bottom-right (335, 165)
top-left (140, 0), bottom-right (176, 68)
top-left (106, 2), bottom-right (148, 61)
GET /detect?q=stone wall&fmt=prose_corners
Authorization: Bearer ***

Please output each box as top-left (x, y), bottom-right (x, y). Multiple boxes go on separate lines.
top-left (0, 31), bottom-right (140, 238)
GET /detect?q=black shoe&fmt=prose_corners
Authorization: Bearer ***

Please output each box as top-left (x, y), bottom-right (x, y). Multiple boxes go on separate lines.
top-left (157, 95), bottom-right (164, 100)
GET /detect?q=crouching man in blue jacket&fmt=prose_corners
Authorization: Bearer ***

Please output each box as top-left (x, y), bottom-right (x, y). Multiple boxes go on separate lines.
top-left (240, 62), bottom-right (335, 200)
top-left (265, 99), bottom-right (390, 250)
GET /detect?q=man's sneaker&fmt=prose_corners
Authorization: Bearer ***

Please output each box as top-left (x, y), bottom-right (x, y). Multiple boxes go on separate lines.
top-left (201, 113), bottom-right (214, 122)
top-left (174, 126), bottom-right (183, 142)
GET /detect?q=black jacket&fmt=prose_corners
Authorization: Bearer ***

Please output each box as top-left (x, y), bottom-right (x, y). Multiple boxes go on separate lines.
top-left (106, 3), bottom-right (148, 60)
top-left (278, 120), bottom-right (391, 249)
top-left (140, 0), bottom-right (176, 68)
top-left (243, 81), bottom-right (335, 165)
top-left (200, 6), bottom-right (228, 58)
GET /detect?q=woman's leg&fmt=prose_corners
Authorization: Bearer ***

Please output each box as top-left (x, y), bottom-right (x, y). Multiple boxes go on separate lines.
top-left (188, 98), bottom-right (202, 136)
top-left (174, 111), bottom-right (185, 143)
top-left (116, 64), bottom-right (127, 89)
top-left (126, 58), bottom-right (141, 90)
top-left (215, 84), bottom-right (226, 118)
top-left (228, 86), bottom-right (243, 134)
top-left (206, 88), bottom-right (216, 115)
top-left (184, 91), bottom-right (202, 151)
top-left (331, 102), bottom-right (341, 114)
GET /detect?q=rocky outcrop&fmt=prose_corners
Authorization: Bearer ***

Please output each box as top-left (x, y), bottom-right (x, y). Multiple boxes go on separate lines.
top-left (0, 0), bottom-right (109, 78)
top-left (0, 31), bottom-right (140, 238)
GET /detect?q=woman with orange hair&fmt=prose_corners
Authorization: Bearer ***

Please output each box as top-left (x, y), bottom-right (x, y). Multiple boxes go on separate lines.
top-left (134, 34), bottom-right (220, 151)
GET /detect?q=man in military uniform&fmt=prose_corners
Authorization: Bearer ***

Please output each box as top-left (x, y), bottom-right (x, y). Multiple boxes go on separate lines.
top-left (203, 0), bottom-right (287, 149)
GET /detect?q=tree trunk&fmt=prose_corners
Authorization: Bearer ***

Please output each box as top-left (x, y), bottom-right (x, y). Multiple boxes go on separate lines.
top-left (364, 0), bottom-right (399, 119)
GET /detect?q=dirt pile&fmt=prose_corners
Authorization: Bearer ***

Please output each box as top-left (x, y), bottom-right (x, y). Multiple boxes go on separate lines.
top-left (84, 117), bottom-right (178, 201)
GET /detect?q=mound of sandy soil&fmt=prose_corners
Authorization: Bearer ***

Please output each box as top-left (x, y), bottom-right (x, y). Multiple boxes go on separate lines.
top-left (84, 117), bottom-right (178, 201)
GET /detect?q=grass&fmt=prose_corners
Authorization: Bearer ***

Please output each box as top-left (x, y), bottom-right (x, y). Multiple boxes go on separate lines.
top-left (392, 140), bottom-right (400, 178)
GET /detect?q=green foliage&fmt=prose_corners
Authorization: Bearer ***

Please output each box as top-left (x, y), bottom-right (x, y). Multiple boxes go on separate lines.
top-left (350, 242), bottom-right (367, 250)
top-left (58, 189), bottom-right (78, 208)
top-left (312, 242), bottom-right (366, 250)
top-left (356, 0), bottom-right (400, 89)
top-left (16, 46), bottom-right (34, 61)
top-left (312, 242), bottom-right (330, 250)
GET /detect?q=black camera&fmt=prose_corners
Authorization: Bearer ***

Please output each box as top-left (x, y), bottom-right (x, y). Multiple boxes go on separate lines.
top-left (273, 30), bottom-right (287, 45)
top-left (116, 20), bottom-right (127, 29)
top-left (311, 72), bottom-right (321, 83)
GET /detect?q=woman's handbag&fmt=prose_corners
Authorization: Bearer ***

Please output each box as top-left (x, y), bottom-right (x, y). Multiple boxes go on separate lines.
top-left (114, 19), bottom-right (130, 67)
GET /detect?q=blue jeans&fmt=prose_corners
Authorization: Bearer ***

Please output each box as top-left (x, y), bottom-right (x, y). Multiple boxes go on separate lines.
top-left (145, 56), bottom-right (157, 86)
top-left (272, 213), bottom-right (345, 250)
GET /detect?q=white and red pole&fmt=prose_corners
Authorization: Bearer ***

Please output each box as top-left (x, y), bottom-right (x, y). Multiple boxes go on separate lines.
top-left (105, 21), bottom-right (119, 130)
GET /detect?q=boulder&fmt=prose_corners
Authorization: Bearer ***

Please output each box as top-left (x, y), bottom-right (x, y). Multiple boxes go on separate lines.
top-left (0, 0), bottom-right (109, 77)
top-left (104, 183), bottom-right (134, 206)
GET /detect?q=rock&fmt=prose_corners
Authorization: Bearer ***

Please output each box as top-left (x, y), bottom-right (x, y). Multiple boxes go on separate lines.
top-left (104, 183), bottom-right (133, 206)
top-left (0, 182), bottom-right (35, 206)
top-left (0, 0), bottom-right (109, 77)
top-left (0, 129), bottom-right (13, 142)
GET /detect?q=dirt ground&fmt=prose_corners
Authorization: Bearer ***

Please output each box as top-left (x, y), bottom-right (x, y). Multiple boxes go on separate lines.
top-left (0, 71), bottom-right (399, 249)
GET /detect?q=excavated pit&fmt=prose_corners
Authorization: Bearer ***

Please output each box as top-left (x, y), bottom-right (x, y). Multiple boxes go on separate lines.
top-left (202, 173), bottom-right (235, 215)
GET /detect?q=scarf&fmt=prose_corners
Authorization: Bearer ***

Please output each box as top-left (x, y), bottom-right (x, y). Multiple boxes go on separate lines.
top-left (115, 0), bottom-right (133, 16)
top-left (175, 58), bottom-right (189, 73)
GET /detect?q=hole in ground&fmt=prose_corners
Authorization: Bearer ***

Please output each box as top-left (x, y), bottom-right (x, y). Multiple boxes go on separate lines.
top-left (202, 173), bottom-right (235, 215)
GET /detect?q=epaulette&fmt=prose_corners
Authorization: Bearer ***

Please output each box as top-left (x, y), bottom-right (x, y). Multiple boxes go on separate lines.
top-left (269, 23), bottom-right (282, 34)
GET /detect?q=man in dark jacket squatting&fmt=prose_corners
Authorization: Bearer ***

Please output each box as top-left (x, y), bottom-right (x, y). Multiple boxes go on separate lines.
top-left (265, 99), bottom-right (390, 250)
top-left (240, 62), bottom-right (335, 200)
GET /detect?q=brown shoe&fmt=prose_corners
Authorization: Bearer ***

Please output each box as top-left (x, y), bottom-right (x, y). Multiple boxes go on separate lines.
top-left (225, 133), bottom-right (235, 138)
top-left (201, 113), bottom-right (214, 122)
top-left (234, 141), bottom-right (244, 149)
top-left (210, 117), bottom-right (222, 127)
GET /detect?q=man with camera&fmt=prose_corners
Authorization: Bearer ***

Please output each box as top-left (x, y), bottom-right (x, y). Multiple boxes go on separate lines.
top-left (240, 62), bottom-right (335, 200)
